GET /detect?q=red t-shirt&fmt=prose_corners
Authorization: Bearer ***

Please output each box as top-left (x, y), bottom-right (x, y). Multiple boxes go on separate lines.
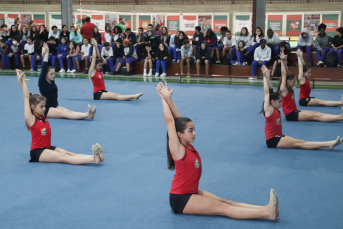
top-left (299, 79), bottom-right (311, 99)
top-left (92, 70), bottom-right (106, 93)
top-left (264, 108), bottom-right (283, 140)
top-left (29, 116), bottom-right (52, 150)
top-left (170, 144), bottom-right (202, 195)
top-left (282, 91), bottom-right (297, 116)
top-left (80, 22), bottom-right (96, 39)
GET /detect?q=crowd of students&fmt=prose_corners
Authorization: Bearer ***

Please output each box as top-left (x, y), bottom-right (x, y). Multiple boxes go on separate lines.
top-left (1, 16), bottom-right (343, 77)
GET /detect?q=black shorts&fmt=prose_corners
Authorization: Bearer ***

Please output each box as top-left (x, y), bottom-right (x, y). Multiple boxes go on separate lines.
top-left (266, 135), bottom-right (285, 148)
top-left (299, 97), bottom-right (315, 106)
top-left (30, 146), bottom-right (56, 162)
top-left (94, 90), bottom-right (108, 100)
top-left (170, 193), bottom-right (194, 214)
top-left (197, 59), bottom-right (211, 65)
top-left (44, 105), bottom-right (57, 117)
top-left (285, 110), bottom-right (300, 121)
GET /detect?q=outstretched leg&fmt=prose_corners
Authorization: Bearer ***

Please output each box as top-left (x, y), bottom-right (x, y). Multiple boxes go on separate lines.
top-left (307, 96), bottom-right (343, 107)
top-left (100, 91), bottom-right (143, 101)
top-left (298, 109), bottom-right (343, 122)
top-left (47, 105), bottom-right (94, 120)
top-left (277, 135), bottom-right (342, 150)
top-left (39, 149), bottom-right (99, 164)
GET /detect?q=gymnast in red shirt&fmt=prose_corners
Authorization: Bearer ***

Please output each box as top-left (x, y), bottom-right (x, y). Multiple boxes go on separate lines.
top-left (16, 69), bottom-right (104, 164)
top-left (88, 38), bottom-right (143, 100)
top-left (261, 65), bottom-right (342, 149)
top-left (296, 50), bottom-right (343, 107)
top-left (157, 81), bottom-right (279, 221)
top-left (277, 51), bottom-right (343, 122)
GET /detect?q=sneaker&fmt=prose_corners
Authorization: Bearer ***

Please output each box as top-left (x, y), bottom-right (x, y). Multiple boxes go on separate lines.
top-left (143, 72), bottom-right (147, 77)
top-left (249, 76), bottom-right (257, 80)
top-left (30, 68), bottom-right (35, 72)
top-left (148, 72), bottom-right (152, 77)
top-left (71, 69), bottom-right (76, 73)
top-left (215, 60), bottom-right (221, 64)
top-left (37, 68), bottom-right (41, 72)
top-left (155, 73), bottom-right (159, 77)
top-left (176, 60), bottom-right (180, 63)
top-left (233, 62), bottom-right (241, 66)
top-left (317, 61), bottom-right (322, 66)
top-left (338, 64), bottom-right (341, 68)
top-left (160, 73), bottom-right (167, 77)
top-left (66, 69), bottom-right (71, 73)
top-left (59, 68), bottom-right (65, 73)
top-left (172, 59), bottom-right (176, 63)
top-left (84, 68), bottom-right (89, 74)
top-left (242, 62), bottom-right (248, 66)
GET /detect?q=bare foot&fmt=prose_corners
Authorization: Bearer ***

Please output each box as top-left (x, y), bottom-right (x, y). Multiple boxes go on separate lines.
top-left (87, 104), bottom-right (92, 119)
top-left (95, 143), bottom-right (104, 162)
top-left (328, 136), bottom-right (343, 150)
top-left (135, 92), bottom-right (143, 100)
top-left (272, 189), bottom-right (279, 218)
top-left (90, 105), bottom-right (96, 119)
top-left (267, 189), bottom-right (278, 220)
top-left (92, 145), bottom-right (101, 164)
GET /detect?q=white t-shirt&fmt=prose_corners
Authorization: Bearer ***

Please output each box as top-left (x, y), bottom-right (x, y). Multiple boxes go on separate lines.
top-left (105, 32), bottom-right (111, 43)
top-left (223, 36), bottom-right (236, 46)
top-left (81, 44), bottom-right (91, 56)
top-left (48, 31), bottom-right (60, 39)
top-left (24, 43), bottom-right (34, 54)
top-left (101, 47), bottom-right (113, 57)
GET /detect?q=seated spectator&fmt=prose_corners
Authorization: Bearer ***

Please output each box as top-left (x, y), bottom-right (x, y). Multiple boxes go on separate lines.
top-left (265, 29), bottom-right (280, 58)
top-left (0, 39), bottom-right (9, 70)
top-left (155, 43), bottom-right (168, 77)
top-left (79, 38), bottom-right (92, 73)
top-left (155, 24), bottom-right (162, 36)
top-left (59, 25), bottom-right (70, 43)
top-left (57, 37), bottom-right (69, 73)
top-left (113, 38), bottom-right (138, 75)
top-left (160, 27), bottom-right (170, 51)
top-left (125, 28), bottom-right (137, 45)
top-left (108, 38), bottom-right (123, 74)
top-left (180, 40), bottom-right (194, 75)
top-left (250, 39), bottom-right (271, 79)
top-left (169, 31), bottom-right (180, 62)
top-left (14, 17), bottom-right (22, 31)
top-left (222, 30), bottom-right (236, 61)
top-left (314, 23), bottom-right (331, 67)
top-left (20, 37), bottom-right (34, 70)
top-left (296, 28), bottom-right (313, 66)
top-left (8, 37), bottom-right (22, 69)
top-left (92, 26), bottom-right (102, 47)
top-left (9, 25), bottom-right (21, 44)
top-left (196, 41), bottom-right (211, 76)
top-left (100, 42), bottom-right (114, 74)
top-left (80, 16), bottom-right (95, 40)
top-left (271, 42), bottom-right (289, 77)
top-left (192, 26), bottom-right (204, 57)
top-left (204, 28), bottom-right (217, 56)
top-left (31, 40), bottom-right (43, 71)
top-left (232, 41), bottom-right (249, 66)
top-left (69, 26), bottom-right (82, 46)
top-left (234, 27), bottom-right (251, 65)
top-left (112, 26), bottom-right (126, 45)
top-left (38, 25), bottom-right (49, 42)
top-left (135, 27), bottom-right (144, 55)
top-left (1, 25), bottom-right (10, 45)
top-left (102, 24), bottom-right (113, 44)
top-left (174, 31), bottom-right (188, 63)
top-left (142, 43), bottom-right (155, 77)
top-left (213, 26), bottom-right (228, 63)
top-left (20, 25), bottom-right (29, 47)
top-left (66, 41), bottom-right (80, 73)
top-left (30, 25), bottom-right (39, 42)
top-left (143, 24), bottom-right (160, 52)
top-left (47, 36), bottom-right (58, 69)
top-left (248, 26), bottom-right (264, 57)
top-left (48, 26), bottom-right (60, 43)
top-left (327, 27), bottom-right (343, 68)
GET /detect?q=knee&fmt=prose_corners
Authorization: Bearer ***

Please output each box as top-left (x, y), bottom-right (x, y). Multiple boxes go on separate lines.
top-left (294, 139), bottom-right (306, 147)
top-left (205, 60), bottom-right (209, 64)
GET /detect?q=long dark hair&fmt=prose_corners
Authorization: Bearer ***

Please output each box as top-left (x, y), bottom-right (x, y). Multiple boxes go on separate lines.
top-left (160, 26), bottom-right (170, 42)
top-left (175, 31), bottom-right (186, 45)
top-left (114, 26), bottom-right (122, 34)
top-left (10, 25), bottom-right (20, 38)
top-left (260, 89), bottom-right (280, 113)
top-left (205, 29), bottom-right (215, 39)
top-left (70, 26), bottom-right (78, 36)
top-left (105, 24), bottom-right (111, 33)
top-left (156, 42), bottom-right (167, 56)
top-left (68, 41), bottom-right (77, 54)
top-left (167, 117), bottom-right (192, 170)
top-left (252, 27), bottom-right (264, 42)
top-left (277, 72), bottom-right (296, 94)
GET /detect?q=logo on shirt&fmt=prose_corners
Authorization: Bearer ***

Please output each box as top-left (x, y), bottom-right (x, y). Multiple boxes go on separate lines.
top-left (41, 128), bottom-right (47, 136)
top-left (276, 118), bottom-right (280, 125)
top-left (99, 75), bottom-right (102, 79)
top-left (292, 95), bottom-right (294, 100)
top-left (194, 158), bottom-right (200, 169)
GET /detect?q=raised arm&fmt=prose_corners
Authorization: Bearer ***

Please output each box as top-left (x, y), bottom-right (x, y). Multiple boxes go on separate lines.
top-left (89, 38), bottom-right (98, 78)
top-left (279, 51), bottom-right (288, 97)
top-left (296, 49), bottom-right (306, 85)
top-left (39, 43), bottom-right (49, 85)
top-left (157, 81), bottom-right (181, 119)
top-left (16, 70), bottom-right (35, 127)
top-left (156, 83), bottom-right (184, 161)
top-left (261, 66), bottom-right (273, 117)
